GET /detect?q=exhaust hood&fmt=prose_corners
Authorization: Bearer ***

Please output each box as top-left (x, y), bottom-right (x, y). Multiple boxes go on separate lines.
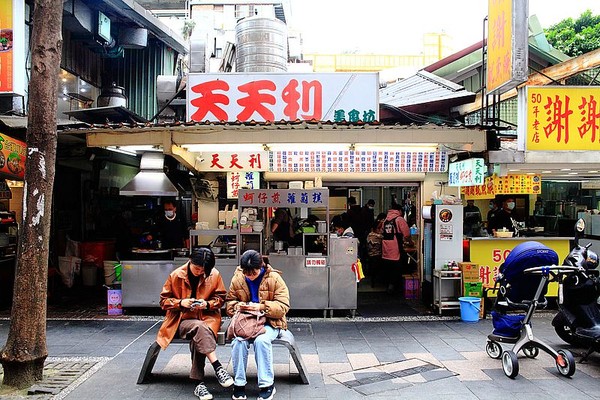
top-left (120, 152), bottom-right (179, 196)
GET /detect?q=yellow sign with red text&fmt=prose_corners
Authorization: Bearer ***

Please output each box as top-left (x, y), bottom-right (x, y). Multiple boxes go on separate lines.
top-left (461, 174), bottom-right (541, 199)
top-left (487, 0), bottom-right (512, 93)
top-left (527, 86), bottom-right (600, 150)
top-left (469, 238), bottom-right (569, 295)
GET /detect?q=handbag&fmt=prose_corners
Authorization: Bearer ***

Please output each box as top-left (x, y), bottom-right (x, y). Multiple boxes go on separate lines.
top-left (227, 308), bottom-right (266, 340)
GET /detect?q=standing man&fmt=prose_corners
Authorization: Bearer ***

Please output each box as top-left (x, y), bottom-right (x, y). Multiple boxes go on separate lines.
top-left (490, 197), bottom-right (517, 233)
top-left (486, 199), bottom-right (500, 234)
top-left (463, 199), bottom-right (482, 237)
top-left (153, 199), bottom-right (190, 250)
top-left (270, 208), bottom-right (294, 248)
top-left (156, 248), bottom-right (234, 400)
top-left (227, 250), bottom-right (290, 400)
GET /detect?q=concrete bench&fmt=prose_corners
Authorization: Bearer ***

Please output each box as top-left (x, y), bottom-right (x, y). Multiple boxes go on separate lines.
top-left (137, 323), bottom-right (309, 385)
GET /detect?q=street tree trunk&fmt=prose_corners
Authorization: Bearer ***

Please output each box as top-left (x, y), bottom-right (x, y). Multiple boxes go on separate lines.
top-left (0, 0), bottom-right (63, 389)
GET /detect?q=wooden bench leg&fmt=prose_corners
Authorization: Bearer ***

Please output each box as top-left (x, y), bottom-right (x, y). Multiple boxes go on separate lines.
top-left (274, 337), bottom-right (310, 384)
top-left (137, 341), bottom-right (161, 384)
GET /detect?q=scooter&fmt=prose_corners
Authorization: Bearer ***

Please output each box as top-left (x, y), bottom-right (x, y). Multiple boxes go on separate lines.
top-left (551, 219), bottom-right (600, 361)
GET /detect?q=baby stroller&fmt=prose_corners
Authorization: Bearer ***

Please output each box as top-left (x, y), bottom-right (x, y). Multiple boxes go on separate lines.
top-left (486, 241), bottom-right (576, 378)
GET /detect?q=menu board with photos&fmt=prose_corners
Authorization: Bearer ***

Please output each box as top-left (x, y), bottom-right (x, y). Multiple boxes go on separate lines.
top-left (462, 174), bottom-right (542, 199)
top-left (270, 150), bottom-right (447, 173)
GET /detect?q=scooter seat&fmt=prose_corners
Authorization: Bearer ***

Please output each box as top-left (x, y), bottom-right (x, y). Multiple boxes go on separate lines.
top-left (575, 325), bottom-right (600, 340)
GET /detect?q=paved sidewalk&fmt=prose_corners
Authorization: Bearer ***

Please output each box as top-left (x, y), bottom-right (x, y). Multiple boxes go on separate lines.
top-left (1, 313), bottom-right (600, 400)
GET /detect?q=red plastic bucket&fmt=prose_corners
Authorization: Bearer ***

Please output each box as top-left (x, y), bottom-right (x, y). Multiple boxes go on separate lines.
top-left (80, 241), bottom-right (116, 268)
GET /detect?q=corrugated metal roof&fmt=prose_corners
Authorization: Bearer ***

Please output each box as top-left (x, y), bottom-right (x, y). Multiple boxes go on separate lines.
top-left (379, 70), bottom-right (475, 108)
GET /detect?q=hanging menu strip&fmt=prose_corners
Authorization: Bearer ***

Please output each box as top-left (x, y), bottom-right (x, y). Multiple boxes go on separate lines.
top-left (269, 151), bottom-right (447, 173)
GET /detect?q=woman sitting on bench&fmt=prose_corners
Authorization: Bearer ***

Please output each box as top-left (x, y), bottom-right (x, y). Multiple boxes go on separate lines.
top-left (226, 250), bottom-right (290, 400)
top-left (156, 248), bottom-right (234, 400)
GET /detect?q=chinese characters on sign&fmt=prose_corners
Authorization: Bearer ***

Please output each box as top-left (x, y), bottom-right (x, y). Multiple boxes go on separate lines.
top-left (271, 151), bottom-right (447, 173)
top-left (187, 73), bottom-right (378, 123)
top-left (227, 171), bottom-right (259, 199)
top-left (486, 0), bottom-right (528, 94)
top-left (0, 133), bottom-right (26, 180)
top-left (237, 189), bottom-right (329, 208)
top-left (448, 158), bottom-right (485, 187)
top-left (470, 239), bottom-right (569, 289)
top-left (195, 151), bottom-right (268, 172)
top-left (461, 174), bottom-right (541, 199)
top-left (305, 257), bottom-right (327, 267)
top-left (527, 86), bottom-right (600, 150)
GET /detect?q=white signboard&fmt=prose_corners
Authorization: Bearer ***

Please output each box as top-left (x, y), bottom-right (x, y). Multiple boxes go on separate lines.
top-left (448, 158), bottom-right (486, 187)
top-left (195, 151), bottom-right (268, 172)
top-left (305, 257), bottom-right (327, 267)
top-left (227, 171), bottom-right (259, 199)
top-left (187, 73), bottom-right (379, 123)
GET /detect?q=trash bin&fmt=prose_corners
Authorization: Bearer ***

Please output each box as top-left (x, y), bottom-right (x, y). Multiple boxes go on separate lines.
top-left (458, 296), bottom-right (481, 323)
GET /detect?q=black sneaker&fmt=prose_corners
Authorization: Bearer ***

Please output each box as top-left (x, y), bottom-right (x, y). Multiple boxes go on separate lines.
top-left (215, 366), bottom-right (234, 388)
top-left (257, 385), bottom-right (276, 400)
top-left (194, 383), bottom-right (213, 400)
top-left (232, 385), bottom-right (247, 400)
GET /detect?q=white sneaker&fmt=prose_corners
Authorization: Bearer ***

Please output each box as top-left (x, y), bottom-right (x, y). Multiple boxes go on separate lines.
top-left (216, 366), bottom-right (234, 388)
top-left (194, 382), bottom-right (214, 400)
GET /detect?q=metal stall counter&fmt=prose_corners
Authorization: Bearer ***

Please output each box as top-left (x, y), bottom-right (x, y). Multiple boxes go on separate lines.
top-left (238, 188), bottom-right (358, 316)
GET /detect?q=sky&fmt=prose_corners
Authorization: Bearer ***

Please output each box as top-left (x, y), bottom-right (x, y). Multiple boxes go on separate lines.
top-left (288, 0), bottom-right (600, 54)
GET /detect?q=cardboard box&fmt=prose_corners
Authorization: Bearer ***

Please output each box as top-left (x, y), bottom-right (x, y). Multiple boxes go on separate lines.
top-left (463, 282), bottom-right (483, 297)
top-left (404, 275), bottom-right (420, 299)
top-left (459, 262), bottom-right (479, 283)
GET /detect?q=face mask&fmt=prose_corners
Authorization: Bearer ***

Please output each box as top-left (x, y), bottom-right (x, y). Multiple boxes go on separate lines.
top-left (489, 204), bottom-right (494, 210)
top-left (507, 202), bottom-right (515, 210)
top-left (368, 206), bottom-right (374, 210)
top-left (165, 210), bottom-right (175, 218)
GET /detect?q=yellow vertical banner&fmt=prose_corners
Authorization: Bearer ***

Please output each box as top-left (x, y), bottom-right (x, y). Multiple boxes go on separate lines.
top-left (527, 86), bottom-right (600, 151)
top-left (487, 0), bottom-right (513, 93)
top-left (0, 0), bottom-right (14, 93)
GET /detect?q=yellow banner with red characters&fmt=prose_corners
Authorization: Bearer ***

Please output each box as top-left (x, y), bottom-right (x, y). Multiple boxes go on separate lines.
top-left (462, 174), bottom-right (541, 199)
top-left (527, 86), bottom-right (600, 150)
top-left (487, 0), bottom-right (513, 93)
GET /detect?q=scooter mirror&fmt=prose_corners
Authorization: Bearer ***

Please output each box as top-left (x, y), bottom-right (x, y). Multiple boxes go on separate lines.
top-left (575, 218), bottom-right (585, 233)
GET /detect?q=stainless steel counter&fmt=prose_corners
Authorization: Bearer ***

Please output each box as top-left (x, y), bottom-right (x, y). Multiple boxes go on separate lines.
top-left (121, 260), bottom-right (180, 307)
top-left (267, 254), bottom-right (329, 310)
top-left (121, 237), bottom-right (358, 312)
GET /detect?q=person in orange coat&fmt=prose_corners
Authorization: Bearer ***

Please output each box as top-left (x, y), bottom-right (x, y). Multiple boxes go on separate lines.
top-left (156, 248), bottom-right (233, 400)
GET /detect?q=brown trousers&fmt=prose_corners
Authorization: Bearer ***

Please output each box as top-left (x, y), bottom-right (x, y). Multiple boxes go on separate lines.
top-left (178, 319), bottom-right (217, 381)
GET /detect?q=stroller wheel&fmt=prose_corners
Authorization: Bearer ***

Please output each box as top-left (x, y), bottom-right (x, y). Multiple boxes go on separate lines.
top-left (523, 345), bottom-right (539, 359)
top-left (556, 349), bottom-right (576, 377)
top-left (486, 340), bottom-right (502, 359)
top-left (502, 350), bottom-right (519, 378)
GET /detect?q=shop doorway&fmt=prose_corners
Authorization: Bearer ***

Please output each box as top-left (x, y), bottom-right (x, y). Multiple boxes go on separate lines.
top-left (328, 183), bottom-right (422, 317)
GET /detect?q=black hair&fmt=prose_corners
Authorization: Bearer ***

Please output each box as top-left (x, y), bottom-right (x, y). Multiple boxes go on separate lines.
top-left (189, 247), bottom-right (215, 276)
top-left (367, 199), bottom-right (375, 206)
top-left (240, 249), bottom-right (264, 274)
top-left (376, 212), bottom-right (387, 221)
top-left (347, 196), bottom-right (357, 205)
top-left (332, 214), bottom-right (348, 229)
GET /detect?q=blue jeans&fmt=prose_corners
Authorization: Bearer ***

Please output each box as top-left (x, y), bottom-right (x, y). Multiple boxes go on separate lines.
top-left (231, 325), bottom-right (280, 388)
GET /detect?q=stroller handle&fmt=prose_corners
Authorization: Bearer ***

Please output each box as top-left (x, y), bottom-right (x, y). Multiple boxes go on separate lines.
top-left (523, 265), bottom-right (581, 275)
